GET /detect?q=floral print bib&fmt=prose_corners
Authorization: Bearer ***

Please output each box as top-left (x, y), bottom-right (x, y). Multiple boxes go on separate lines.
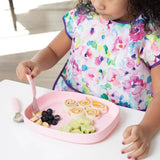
top-left (53, 9), bottom-right (160, 111)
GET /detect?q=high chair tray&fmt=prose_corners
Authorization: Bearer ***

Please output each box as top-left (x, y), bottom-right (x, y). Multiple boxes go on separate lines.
top-left (24, 91), bottom-right (120, 144)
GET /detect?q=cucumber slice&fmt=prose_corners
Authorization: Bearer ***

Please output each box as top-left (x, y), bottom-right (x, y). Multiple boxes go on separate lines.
top-left (81, 125), bottom-right (96, 134)
top-left (58, 125), bottom-right (73, 132)
top-left (71, 129), bottom-right (82, 134)
top-left (59, 117), bottom-right (96, 134)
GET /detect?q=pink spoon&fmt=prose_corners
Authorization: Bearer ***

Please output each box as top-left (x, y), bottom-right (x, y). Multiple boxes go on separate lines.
top-left (26, 74), bottom-right (39, 114)
top-left (11, 97), bottom-right (24, 122)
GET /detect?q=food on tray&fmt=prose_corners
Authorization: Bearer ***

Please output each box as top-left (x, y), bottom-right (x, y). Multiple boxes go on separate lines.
top-left (32, 111), bottom-right (42, 117)
top-left (80, 125), bottom-right (96, 134)
top-left (71, 129), bottom-right (83, 133)
top-left (54, 115), bottom-right (61, 121)
top-left (92, 101), bottom-right (107, 113)
top-left (30, 115), bottom-right (39, 122)
top-left (64, 97), bottom-right (108, 120)
top-left (41, 122), bottom-right (50, 128)
top-left (59, 125), bottom-right (73, 132)
top-left (59, 117), bottom-right (96, 134)
top-left (35, 119), bottom-right (42, 125)
top-left (85, 108), bottom-right (100, 120)
top-left (68, 107), bottom-right (85, 118)
top-left (64, 99), bottom-right (78, 112)
top-left (30, 108), bottom-right (61, 127)
top-left (41, 108), bottom-right (61, 125)
top-left (78, 98), bottom-right (92, 108)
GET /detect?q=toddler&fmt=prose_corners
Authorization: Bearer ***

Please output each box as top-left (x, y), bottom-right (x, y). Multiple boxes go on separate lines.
top-left (16, 0), bottom-right (160, 159)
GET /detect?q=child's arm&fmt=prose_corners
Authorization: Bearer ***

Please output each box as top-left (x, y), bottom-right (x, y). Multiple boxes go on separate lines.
top-left (32, 29), bottom-right (71, 71)
top-left (140, 64), bottom-right (160, 137)
top-left (16, 29), bottom-right (72, 81)
top-left (122, 64), bottom-right (160, 159)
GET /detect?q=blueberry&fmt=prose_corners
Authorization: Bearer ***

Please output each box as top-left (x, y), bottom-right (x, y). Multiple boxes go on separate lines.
top-left (45, 116), bottom-right (49, 122)
top-left (42, 111), bottom-right (47, 117)
top-left (45, 114), bottom-right (49, 118)
top-left (46, 108), bottom-right (53, 115)
top-left (54, 115), bottom-right (60, 121)
top-left (48, 115), bottom-right (54, 120)
top-left (41, 116), bottom-right (48, 122)
top-left (52, 119), bottom-right (58, 125)
top-left (48, 120), bottom-right (52, 125)
top-left (41, 116), bottom-right (45, 122)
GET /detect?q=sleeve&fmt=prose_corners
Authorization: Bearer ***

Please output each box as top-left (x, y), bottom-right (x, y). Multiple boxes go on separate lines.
top-left (139, 33), bottom-right (160, 68)
top-left (63, 9), bottom-right (79, 40)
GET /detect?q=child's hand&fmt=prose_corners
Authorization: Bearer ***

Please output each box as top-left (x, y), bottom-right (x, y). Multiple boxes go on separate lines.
top-left (121, 125), bottom-right (152, 160)
top-left (16, 60), bottom-right (40, 81)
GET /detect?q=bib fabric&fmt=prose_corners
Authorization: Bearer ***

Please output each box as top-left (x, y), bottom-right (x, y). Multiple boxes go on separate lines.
top-left (53, 9), bottom-right (160, 111)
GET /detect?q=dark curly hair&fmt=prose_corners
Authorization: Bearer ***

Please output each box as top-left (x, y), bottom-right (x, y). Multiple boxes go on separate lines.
top-left (76, 0), bottom-right (160, 34)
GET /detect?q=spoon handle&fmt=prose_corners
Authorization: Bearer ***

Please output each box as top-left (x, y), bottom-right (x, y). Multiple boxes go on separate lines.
top-left (11, 97), bottom-right (21, 113)
top-left (26, 74), bottom-right (36, 97)
top-left (26, 74), bottom-right (39, 113)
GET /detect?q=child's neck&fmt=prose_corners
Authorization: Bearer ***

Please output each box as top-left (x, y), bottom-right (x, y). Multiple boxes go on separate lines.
top-left (117, 13), bottom-right (137, 22)
top-left (118, 15), bottom-right (134, 22)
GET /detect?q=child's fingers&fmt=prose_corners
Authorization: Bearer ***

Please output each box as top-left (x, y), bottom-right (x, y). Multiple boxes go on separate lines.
top-left (16, 64), bottom-right (27, 81)
top-left (124, 134), bottom-right (138, 145)
top-left (26, 67), bottom-right (32, 75)
top-left (121, 140), bottom-right (142, 154)
top-left (122, 125), bottom-right (151, 159)
top-left (123, 126), bottom-right (132, 139)
top-left (30, 66), bottom-right (40, 79)
top-left (136, 147), bottom-right (150, 160)
top-left (23, 62), bottom-right (34, 74)
top-left (16, 61), bottom-right (34, 81)
top-left (127, 142), bottom-right (150, 160)
top-left (123, 126), bottom-right (139, 144)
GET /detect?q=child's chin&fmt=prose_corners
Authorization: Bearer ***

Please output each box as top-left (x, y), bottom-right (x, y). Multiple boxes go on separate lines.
top-left (100, 15), bottom-right (114, 21)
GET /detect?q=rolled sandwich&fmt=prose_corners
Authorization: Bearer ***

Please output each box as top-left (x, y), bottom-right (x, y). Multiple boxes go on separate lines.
top-left (85, 108), bottom-right (100, 120)
top-left (92, 101), bottom-right (107, 113)
top-left (78, 97), bottom-right (92, 109)
top-left (69, 107), bottom-right (85, 118)
top-left (64, 99), bottom-right (78, 112)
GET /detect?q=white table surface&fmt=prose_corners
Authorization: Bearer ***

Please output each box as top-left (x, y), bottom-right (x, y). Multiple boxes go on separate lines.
top-left (0, 80), bottom-right (159, 160)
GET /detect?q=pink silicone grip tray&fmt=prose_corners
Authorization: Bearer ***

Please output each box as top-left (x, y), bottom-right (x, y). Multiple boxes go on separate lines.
top-left (24, 91), bottom-right (120, 144)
